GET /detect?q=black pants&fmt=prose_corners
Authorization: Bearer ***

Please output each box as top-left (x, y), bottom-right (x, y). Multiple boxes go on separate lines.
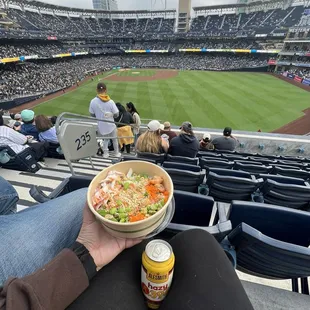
top-left (68, 230), bottom-right (253, 310)
top-left (121, 144), bottom-right (131, 154)
top-left (28, 142), bottom-right (49, 161)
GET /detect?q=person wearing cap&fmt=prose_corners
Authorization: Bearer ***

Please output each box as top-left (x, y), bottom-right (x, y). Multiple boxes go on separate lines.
top-left (14, 113), bottom-right (23, 123)
top-left (212, 127), bottom-right (237, 151)
top-left (168, 122), bottom-right (199, 158)
top-left (136, 120), bottom-right (169, 154)
top-left (20, 110), bottom-right (39, 141)
top-left (89, 83), bottom-right (121, 158)
top-left (199, 133), bottom-right (214, 151)
top-left (161, 121), bottom-right (177, 143)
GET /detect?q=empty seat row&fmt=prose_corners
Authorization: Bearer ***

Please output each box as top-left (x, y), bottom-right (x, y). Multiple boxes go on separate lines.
top-left (124, 154), bottom-right (310, 210)
top-left (224, 200), bottom-right (310, 294)
top-left (134, 152), bottom-right (310, 180)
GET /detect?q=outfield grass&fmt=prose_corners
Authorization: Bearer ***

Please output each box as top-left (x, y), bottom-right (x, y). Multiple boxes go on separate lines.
top-left (33, 70), bottom-right (310, 132)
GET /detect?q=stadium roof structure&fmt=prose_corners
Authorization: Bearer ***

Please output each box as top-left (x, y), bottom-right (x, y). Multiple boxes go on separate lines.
top-left (7, 0), bottom-right (176, 16)
top-left (193, 0), bottom-right (309, 13)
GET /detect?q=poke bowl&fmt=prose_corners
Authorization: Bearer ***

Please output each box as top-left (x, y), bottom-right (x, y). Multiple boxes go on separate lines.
top-left (87, 161), bottom-right (174, 239)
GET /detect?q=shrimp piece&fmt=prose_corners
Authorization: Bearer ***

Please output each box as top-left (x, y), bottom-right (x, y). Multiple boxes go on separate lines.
top-left (155, 183), bottom-right (165, 193)
top-left (93, 189), bottom-right (108, 209)
top-left (149, 176), bottom-right (164, 185)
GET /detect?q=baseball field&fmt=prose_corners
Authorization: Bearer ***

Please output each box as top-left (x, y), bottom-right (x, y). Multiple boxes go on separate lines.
top-left (31, 69), bottom-right (310, 133)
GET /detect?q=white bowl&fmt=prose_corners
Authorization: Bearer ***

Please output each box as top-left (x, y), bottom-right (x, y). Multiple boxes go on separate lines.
top-left (87, 161), bottom-right (174, 238)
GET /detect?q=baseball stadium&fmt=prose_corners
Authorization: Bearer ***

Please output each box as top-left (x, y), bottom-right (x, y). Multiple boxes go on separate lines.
top-left (1, 0), bottom-right (310, 308)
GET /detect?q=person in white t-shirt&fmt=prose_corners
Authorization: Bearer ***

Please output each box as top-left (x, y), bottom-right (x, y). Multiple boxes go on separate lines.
top-left (0, 115), bottom-right (48, 163)
top-left (89, 83), bottom-right (120, 158)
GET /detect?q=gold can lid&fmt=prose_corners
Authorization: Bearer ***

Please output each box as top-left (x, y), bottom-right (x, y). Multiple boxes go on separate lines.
top-left (145, 239), bottom-right (173, 263)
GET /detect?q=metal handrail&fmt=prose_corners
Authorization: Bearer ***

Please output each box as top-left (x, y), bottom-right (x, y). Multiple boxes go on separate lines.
top-left (55, 112), bottom-right (136, 175)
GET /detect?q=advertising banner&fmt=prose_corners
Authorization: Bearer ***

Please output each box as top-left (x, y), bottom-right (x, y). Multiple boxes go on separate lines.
top-left (125, 50), bottom-right (147, 53)
top-left (294, 76), bottom-right (303, 83)
top-left (74, 52), bottom-right (89, 56)
top-left (272, 33), bottom-right (286, 37)
top-left (268, 59), bottom-right (277, 65)
top-left (52, 53), bottom-right (72, 58)
top-left (146, 50), bottom-right (168, 53)
top-left (235, 49), bottom-right (251, 53)
top-left (287, 73), bottom-right (295, 79)
top-left (0, 57), bottom-right (20, 63)
top-left (277, 61), bottom-right (291, 66)
top-left (255, 50), bottom-right (281, 54)
top-left (24, 55), bottom-right (39, 60)
top-left (302, 79), bottom-right (310, 86)
top-left (178, 49), bottom-right (280, 54)
top-left (179, 49), bottom-right (202, 52)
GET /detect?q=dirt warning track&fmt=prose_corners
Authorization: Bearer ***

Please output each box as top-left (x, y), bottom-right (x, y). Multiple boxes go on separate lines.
top-left (271, 74), bottom-right (310, 135)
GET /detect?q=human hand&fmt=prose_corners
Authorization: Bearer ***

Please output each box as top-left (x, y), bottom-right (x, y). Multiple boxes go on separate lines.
top-left (77, 205), bottom-right (141, 270)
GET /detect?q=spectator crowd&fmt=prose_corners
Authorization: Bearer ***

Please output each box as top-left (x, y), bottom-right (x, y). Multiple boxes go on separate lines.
top-left (0, 54), bottom-right (268, 100)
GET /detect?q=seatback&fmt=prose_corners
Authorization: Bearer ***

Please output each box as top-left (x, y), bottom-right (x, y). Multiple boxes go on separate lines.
top-left (234, 162), bottom-right (273, 175)
top-left (0, 145), bottom-right (40, 173)
top-left (261, 179), bottom-right (310, 209)
top-left (274, 166), bottom-right (310, 181)
top-left (208, 167), bottom-right (252, 179)
top-left (229, 201), bottom-right (310, 246)
top-left (236, 160), bottom-right (263, 166)
top-left (137, 151), bottom-right (166, 164)
top-left (200, 158), bottom-right (234, 169)
top-left (197, 151), bottom-right (221, 158)
top-left (249, 157), bottom-right (277, 165)
top-left (123, 156), bottom-right (156, 164)
top-left (200, 156), bottom-right (228, 162)
top-left (172, 190), bottom-right (214, 226)
top-left (166, 154), bottom-right (199, 165)
top-left (163, 162), bottom-right (201, 172)
top-left (222, 154), bottom-right (247, 161)
top-left (206, 172), bottom-right (262, 202)
top-left (164, 168), bottom-right (205, 193)
top-left (275, 164), bottom-right (303, 170)
top-left (277, 160), bottom-right (306, 169)
top-left (259, 174), bottom-right (305, 185)
top-left (228, 223), bottom-right (310, 279)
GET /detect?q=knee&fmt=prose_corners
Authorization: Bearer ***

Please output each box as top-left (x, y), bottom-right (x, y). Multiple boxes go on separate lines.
top-left (66, 188), bottom-right (88, 205)
top-left (0, 176), bottom-right (17, 195)
top-left (171, 228), bottom-right (217, 247)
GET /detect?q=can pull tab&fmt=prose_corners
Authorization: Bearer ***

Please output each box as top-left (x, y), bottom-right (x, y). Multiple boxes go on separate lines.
top-left (153, 244), bottom-right (169, 259)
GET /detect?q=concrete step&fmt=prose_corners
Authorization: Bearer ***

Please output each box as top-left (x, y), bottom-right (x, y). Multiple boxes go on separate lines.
top-left (242, 280), bottom-right (310, 310)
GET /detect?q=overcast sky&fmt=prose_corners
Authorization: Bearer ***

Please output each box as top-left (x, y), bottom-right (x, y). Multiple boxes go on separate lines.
top-left (42, 0), bottom-right (237, 10)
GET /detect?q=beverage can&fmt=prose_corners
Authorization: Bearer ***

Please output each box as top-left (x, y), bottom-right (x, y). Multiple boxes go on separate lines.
top-left (141, 240), bottom-right (175, 309)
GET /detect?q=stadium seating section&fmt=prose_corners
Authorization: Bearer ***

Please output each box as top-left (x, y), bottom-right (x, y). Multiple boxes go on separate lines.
top-left (0, 4), bottom-right (308, 39)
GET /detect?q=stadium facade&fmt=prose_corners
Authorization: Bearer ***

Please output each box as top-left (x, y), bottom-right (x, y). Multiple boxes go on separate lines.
top-left (92, 0), bottom-right (118, 10)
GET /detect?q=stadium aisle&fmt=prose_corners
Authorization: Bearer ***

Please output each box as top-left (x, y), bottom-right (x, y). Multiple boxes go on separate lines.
top-left (1, 154), bottom-right (114, 211)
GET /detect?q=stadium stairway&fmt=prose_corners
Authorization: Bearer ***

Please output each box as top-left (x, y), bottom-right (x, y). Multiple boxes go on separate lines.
top-left (0, 154), bottom-right (114, 211)
top-left (2, 154), bottom-right (310, 309)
